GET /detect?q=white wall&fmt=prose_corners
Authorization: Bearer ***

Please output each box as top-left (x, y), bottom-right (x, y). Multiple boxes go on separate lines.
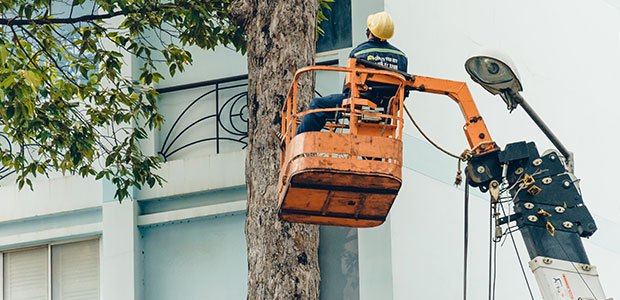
top-left (0, 175), bottom-right (101, 222)
top-left (155, 46), bottom-right (247, 89)
top-left (385, 0), bottom-right (620, 298)
top-left (141, 213), bottom-right (248, 300)
top-left (392, 167), bottom-right (540, 299)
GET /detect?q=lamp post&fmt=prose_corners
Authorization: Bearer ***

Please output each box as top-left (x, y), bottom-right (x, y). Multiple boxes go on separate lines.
top-left (464, 54), bottom-right (574, 173)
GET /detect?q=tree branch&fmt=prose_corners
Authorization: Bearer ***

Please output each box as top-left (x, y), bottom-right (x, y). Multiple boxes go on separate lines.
top-left (10, 26), bottom-right (42, 71)
top-left (14, 26), bottom-right (113, 155)
top-left (0, 2), bottom-right (186, 26)
top-left (0, 11), bottom-right (125, 26)
top-left (18, 25), bottom-right (80, 87)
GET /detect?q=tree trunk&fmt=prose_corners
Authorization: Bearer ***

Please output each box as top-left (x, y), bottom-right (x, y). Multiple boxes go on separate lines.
top-left (230, 1), bottom-right (320, 299)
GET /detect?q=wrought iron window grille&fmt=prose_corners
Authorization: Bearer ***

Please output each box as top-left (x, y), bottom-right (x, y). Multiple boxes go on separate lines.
top-left (157, 74), bottom-right (250, 161)
top-left (157, 59), bottom-right (338, 162)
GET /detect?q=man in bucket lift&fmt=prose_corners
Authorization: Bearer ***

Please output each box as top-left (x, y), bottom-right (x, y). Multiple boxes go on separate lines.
top-left (296, 11), bottom-right (408, 134)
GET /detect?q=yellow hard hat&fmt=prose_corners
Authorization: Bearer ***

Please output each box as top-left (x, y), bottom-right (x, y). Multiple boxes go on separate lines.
top-left (367, 12), bottom-right (394, 41)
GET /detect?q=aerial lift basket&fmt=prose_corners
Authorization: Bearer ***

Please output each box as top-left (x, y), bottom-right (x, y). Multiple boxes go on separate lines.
top-left (277, 59), bottom-right (407, 227)
top-left (277, 59), bottom-right (497, 227)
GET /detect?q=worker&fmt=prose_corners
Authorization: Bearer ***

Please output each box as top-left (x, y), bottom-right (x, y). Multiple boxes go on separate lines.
top-left (296, 11), bottom-right (408, 134)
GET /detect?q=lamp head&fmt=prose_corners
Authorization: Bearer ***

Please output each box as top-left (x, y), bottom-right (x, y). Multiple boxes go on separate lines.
top-left (465, 53), bottom-right (523, 111)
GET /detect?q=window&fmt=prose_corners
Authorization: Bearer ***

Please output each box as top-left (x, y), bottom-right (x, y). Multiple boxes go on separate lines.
top-left (2, 239), bottom-right (100, 300)
top-left (319, 226), bottom-right (359, 299)
top-left (317, 0), bottom-right (352, 53)
top-left (3, 247), bottom-right (48, 300)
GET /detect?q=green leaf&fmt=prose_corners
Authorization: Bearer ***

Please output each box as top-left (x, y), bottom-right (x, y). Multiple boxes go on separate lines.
top-left (0, 45), bottom-right (8, 63)
top-left (1, 75), bottom-right (17, 88)
top-left (22, 70), bottom-right (42, 88)
top-left (169, 63), bottom-right (176, 77)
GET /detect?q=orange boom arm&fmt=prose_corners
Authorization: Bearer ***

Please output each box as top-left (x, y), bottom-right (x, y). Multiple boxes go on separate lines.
top-left (402, 74), bottom-right (498, 155)
top-left (348, 58), bottom-right (497, 155)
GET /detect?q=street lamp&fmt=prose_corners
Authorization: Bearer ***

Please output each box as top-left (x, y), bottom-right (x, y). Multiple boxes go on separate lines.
top-left (464, 53), bottom-right (575, 173)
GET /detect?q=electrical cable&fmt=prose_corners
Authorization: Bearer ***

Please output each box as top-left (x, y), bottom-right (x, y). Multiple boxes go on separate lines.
top-left (405, 101), bottom-right (538, 300)
top-left (499, 203), bottom-right (535, 300)
top-left (403, 103), bottom-right (471, 186)
top-left (552, 236), bottom-right (598, 299)
top-left (492, 238), bottom-right (498, 300)
top-left (463, 175), bottom-right (470, 300)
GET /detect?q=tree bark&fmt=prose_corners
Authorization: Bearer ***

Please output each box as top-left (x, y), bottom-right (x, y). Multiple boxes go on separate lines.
top-left (230, 1), bottom-right (320, 299)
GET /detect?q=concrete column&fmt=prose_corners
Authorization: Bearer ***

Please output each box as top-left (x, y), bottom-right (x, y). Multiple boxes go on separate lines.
top-left (101, 181), bottom-right (141, 300)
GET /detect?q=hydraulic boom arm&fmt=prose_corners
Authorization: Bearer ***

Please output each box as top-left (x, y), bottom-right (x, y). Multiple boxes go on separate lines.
top-left (354, 59), bottom-right (610, 299)
top-left (353, 59), bottom-right (498, 156)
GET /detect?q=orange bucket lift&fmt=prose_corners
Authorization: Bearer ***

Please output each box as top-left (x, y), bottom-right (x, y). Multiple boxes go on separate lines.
top-left (277, 59), bottom-right (497, 228)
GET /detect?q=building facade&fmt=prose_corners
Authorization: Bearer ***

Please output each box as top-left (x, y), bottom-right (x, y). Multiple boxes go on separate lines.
top-left (0, 0), bottom-right (619, 299)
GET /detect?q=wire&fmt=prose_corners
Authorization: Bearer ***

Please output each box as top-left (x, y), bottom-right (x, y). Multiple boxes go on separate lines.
top-left (488, 200), bottom-right (493, 300)
top-left (463, 175), bottom-right (470, 300)
top-left (499, 204), bottom-right (535, 300)
top-left (403, 103), bottom-right (461, 160)
top-left (493, 239), bottom-right (498, 300)
top-left (552, 236), bottom-right (599, 299)
top-left (489, 198), bottom-right (500, 300)
top-left (489, 197), bottom-right (502, 300)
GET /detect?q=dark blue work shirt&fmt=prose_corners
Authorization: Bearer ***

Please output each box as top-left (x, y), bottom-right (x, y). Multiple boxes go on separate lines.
top-left (349, 39), bottom-right (408, 72)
